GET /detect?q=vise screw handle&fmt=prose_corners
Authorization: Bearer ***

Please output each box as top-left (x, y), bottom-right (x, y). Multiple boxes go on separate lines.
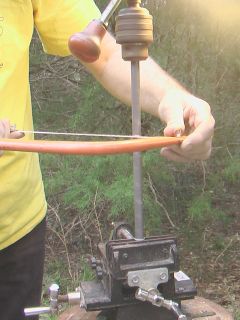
top-left (136, 288), bottom-right (187, 320)
top-left (24, 284), bottom-right (59, 317)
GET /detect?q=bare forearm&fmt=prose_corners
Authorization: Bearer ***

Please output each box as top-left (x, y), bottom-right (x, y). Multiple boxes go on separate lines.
top-left (81, 32), bottom-right (214, 163)
top-left (84, 33), bottom-right (185, 118)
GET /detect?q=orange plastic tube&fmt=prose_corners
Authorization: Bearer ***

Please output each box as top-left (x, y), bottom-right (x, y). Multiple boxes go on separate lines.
top-left (0, 136), bottom-right (185, 155)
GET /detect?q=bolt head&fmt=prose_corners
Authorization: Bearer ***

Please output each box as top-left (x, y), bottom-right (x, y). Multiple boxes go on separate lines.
top-left (132, 275), bottom-right (140, 284)
top-left (154, 297), bottom-right (161, 303)
top-left (179, 316), bottom-right (187, 320)
top-left (159, 272), bottom-right (167, 280)
top-left (122, 253), bottom-right (128, 260)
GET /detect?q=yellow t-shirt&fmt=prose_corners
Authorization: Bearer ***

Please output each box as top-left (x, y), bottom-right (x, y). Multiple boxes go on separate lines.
top-left (0, 0), bottom-right (100, 250)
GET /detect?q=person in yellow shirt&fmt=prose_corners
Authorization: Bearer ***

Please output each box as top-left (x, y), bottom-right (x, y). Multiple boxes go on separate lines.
top-left (0, 1), bottom-right (214, 319)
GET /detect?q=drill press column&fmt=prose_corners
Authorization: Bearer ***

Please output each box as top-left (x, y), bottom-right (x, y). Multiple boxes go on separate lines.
top-left (115, 0), bottom-right (153, 239)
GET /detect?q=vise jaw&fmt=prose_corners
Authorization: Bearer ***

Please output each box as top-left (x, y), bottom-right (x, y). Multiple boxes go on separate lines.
top-left (79, 227), bottom-right (196, 314)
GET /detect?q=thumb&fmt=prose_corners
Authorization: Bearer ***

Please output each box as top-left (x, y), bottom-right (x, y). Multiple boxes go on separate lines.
top-left (160, 104), bottom-right (185, 137)
top-left (158, 90), bottom-right (186, 137)
top-left (163, 113), bottom-right (185, 137)
top-left (9, 131), bottom-right (25, 139)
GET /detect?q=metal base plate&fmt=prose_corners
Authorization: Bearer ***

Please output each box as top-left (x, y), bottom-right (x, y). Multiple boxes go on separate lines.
top-left (58, 297), bottom-right (233, 320)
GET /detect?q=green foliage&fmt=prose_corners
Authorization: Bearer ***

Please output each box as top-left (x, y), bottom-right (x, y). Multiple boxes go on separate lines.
top-left (187, 194), bottom-right (213, 221)
top-left (235, 311), bottom-right (240, 320)
top-left (80, 259), bottom-right (95, 281)
top-left (223, 157), bottom-right (240, 184)
top-left (212, 235), bottom-right (226, 251)
top-left (187, 193), bottom-right (225, 224)
top-left (42, 152), bottom-right (166, 228)
top-left (44, 259), bottom-right (71, 291)
top-left (40, 314), bottom-right (57, 320)
top-left (104, 174), bottom-right (134, 218)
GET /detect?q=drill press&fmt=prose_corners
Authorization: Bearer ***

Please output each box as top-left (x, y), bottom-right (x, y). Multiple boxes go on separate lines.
top-left (69, 4), bottom-right (197, 318)
top-left (69, 5), bottom-right (195, 317)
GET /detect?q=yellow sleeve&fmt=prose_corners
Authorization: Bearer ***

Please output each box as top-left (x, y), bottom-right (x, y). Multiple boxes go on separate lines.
top-left (32, 0), bottom-right (101, 56)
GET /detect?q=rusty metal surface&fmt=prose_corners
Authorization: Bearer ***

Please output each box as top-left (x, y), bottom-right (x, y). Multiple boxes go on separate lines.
top-left (59, 297), bottom-right (233, 320)
top-left (58, 307), bottom-right (99, 320)
top-left (182, 297), bottom-right (233, 320)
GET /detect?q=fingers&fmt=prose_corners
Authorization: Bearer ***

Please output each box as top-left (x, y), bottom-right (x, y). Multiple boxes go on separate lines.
top-left (0, 119), bottom-right (11, 138)
top-left (182, 116), bottom-right (215, 148)
top-left (158, 90), bottom-right (215, 162)
top-left (158, 89), bottom-right (186, 137)
top-left (181, 112), bottom-right (215, 159)
top-left (0, 120), bottom-right (10, 156)
top-left (161, 116), bottom-right (214, 162)
top-left (0, 120), bottom-right (25, 139)
top-left (161, 136), bottom-right (212, 162)
top-left (160, 147), bottom-right (192, 163)
top-left (9, 131), bottom-right (25, 139)
top-left (0, 120), bottom-right (24, 156)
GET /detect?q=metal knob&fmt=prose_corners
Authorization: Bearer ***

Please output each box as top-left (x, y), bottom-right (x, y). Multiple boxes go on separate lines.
top-left (24, 284), bottom-right (60, 317)
top-left (136, 288), bottom-right (187, 320)
top-left (68, 0), bottom-right (122, 63)
top-left (68, 20), bottom-right (106, 63)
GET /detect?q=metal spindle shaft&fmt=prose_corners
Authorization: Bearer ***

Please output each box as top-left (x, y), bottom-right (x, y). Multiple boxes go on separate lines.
top-left (108, 0), bottom-right (153, 239)
top-left (131, 61), bottom-right (144, 239)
